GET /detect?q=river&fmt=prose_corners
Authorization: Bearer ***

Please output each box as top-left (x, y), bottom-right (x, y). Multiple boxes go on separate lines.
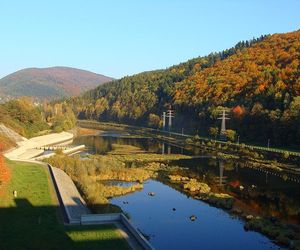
top-left (73, 131), bottom-right (300, 249)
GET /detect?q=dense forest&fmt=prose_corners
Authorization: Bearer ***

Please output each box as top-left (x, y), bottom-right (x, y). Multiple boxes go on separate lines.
top-left (61, 30), bottom-right (300, 146)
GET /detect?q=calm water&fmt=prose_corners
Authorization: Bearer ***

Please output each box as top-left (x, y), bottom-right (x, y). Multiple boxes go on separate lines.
top-left (74, 132), bottom-right (191, 155)
top-left (111, 180), bottom-right (281, 250)
top-left (73, 132), bottom-right (300, 249)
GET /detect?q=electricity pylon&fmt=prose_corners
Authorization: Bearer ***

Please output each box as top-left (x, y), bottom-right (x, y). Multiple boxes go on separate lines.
top-left (218, 110), bottom-right (230, 140)
top-left (162, 112), bottom-right (166, 131)
top-left (166, 109), bottom-right (174, 131)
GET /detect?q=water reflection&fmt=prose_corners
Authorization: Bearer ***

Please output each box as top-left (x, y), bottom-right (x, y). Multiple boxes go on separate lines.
top-left (73, 134), bottom-right (300, 224)
top-left (215, 160), bottom-right (227, 187)
top-left (110, 180), bottom-right (283, 250)
top-left (171, 158), bottom-right (300, 224)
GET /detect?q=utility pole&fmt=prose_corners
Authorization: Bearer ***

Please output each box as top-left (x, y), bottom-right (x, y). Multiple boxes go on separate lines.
top-left (166, 108), bottom-right (174, 131)
top-left (162, 112), bottom-right (166, 131)
top-left (218, 110), bottom-right (230, 140)
top-left (167, 144), bottom-right (171, 154)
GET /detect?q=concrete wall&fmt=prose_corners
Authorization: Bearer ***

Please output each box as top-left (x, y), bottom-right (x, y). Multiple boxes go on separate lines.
top-left (120, 214), bottom-right (154, 250)
top-left (81, 213), bottom-right (154, 250)
top-left (81, 213), bottom-right (121, 225)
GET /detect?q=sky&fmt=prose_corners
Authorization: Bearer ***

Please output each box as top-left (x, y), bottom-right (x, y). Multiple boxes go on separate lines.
top-left (0, 0), bottom-right (300, 79)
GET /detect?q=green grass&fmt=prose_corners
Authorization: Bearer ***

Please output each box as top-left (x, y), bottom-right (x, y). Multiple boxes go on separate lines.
top-left (0, 159), bottom-right (129, 250)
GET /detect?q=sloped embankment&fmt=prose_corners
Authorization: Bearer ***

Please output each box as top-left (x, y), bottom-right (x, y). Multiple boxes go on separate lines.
top-left (0, 149), bottom-right (11, 195)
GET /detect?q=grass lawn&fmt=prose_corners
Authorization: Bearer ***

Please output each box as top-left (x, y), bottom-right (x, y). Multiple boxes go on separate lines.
top-left (0, 159), bottom-right (129, 250)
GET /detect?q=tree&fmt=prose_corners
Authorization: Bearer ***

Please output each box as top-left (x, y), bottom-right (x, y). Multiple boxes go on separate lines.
top-left (148, 113), bottom-right (160, 128)
top-left (94, 97), bottom-right (109, 118)
top-left (209, 127), bottom-right (219, 140)
top-left (225, 129), bottom-right (237, 142)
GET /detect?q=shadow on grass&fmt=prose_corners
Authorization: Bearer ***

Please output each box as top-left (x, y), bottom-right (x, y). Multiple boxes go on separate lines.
top-left (0, 198), bottom-right (129, 250)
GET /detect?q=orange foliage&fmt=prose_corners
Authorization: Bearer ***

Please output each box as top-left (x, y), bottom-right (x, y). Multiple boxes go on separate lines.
top-left (232, 105), bottom-right (245, 117)
top-left (228, 180), bottom-right (240, 188)
top-left (174, 30), bottom-right (300, 106)
top-left (0, 143), bottom-right (11, 194)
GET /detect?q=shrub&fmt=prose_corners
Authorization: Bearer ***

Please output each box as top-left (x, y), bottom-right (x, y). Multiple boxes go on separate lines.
top-left (186, 138), bottom-right (193, 144)
top-left (194, 135), bottom-right (200, 141)
top-left (283, 151), bottom-right (289, 159)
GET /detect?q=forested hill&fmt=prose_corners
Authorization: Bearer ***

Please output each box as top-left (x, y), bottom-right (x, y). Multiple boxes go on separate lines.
top-left (73, 30), bottom-right (300, 146)
top-left (0, 66), bottom-right (113, 100)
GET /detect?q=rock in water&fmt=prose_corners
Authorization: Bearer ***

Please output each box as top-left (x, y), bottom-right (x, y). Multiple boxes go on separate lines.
top-left (189, 215), bottom-right (197, 221)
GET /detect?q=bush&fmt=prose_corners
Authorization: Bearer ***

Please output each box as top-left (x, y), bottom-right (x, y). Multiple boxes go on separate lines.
top-left (54, 148), bottom-right (63, 155)
top-left (186, 138), bottom-right (193, 144)
top-left (183, 179), bottom-right (211, 193)
top-left (283, 151), bottom-right (289, 159)
top-left (194, 135), bottom-right (200, 141)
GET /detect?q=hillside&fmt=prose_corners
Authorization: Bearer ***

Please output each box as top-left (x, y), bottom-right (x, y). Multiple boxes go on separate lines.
top-left (0, 98), bottom-right (49, 139)
top-left (66, 30), bottom-right (300, 146)
top-left (0, 66), bottom-right (113, 100)
top-left (0, 96), bottom-right (78, 150)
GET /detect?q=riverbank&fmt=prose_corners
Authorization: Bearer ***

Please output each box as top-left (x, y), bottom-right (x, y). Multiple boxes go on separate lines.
top-left (77, 120), bottom-right (300, 155)
top-left (77, 120), bottom-right (300, 177)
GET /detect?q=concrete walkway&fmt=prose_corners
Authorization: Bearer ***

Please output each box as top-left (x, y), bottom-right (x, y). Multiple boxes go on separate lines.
top-left (48, 165), bottom-right (90, 224)
top-left (4, 131), bottom-right (74, 160)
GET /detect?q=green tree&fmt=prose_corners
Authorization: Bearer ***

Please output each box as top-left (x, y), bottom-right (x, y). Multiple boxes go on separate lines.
top-left (209, 127), bottom-right (219, 140)
top-left (148, 113), bottom-right (160, 128)
top-left (95, 97), bottom-right (109, 118)
top-left (225, 129), bottom-right (236, 142)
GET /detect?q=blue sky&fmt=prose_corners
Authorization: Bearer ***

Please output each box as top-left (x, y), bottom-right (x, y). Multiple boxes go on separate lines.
top-left (0, 0), bottom-right (300, 79)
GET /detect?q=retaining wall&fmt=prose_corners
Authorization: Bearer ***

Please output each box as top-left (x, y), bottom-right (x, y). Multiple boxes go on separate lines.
top-left (81, 213), bottom-right (154, 250)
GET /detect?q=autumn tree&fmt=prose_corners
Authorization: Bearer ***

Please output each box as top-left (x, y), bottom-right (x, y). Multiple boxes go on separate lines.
top-left (209, 127), bottom-right (219, 140)
top-left (225, 129), bottom-right (237, 142)
top-left (148, 113), bottom-right (161, 128)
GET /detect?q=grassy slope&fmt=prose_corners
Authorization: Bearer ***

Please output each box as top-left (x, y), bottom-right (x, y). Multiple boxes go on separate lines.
top-left (0, 159), bottom-right (129, 250)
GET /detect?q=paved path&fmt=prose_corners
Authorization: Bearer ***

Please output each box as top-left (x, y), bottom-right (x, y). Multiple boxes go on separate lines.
top-left (49, 165), bottom-right (90, 224)
top-left (5, 132), bottom-right (74, 160)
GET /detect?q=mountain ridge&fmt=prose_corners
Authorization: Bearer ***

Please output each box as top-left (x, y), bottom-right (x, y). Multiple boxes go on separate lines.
top-left (0, 66), bottom-right (114, 100)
